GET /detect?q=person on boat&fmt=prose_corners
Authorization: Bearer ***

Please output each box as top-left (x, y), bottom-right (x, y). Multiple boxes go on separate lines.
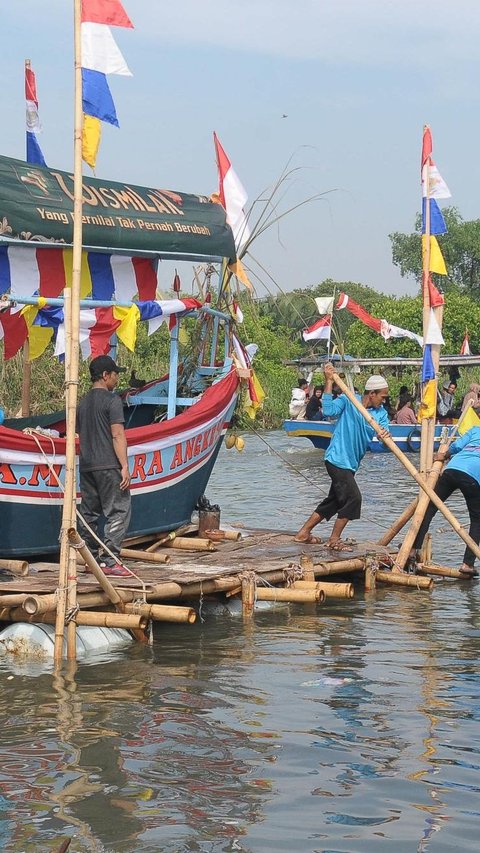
top-left (394, 394), bottom-right (418, 425)
top-left (294, 365), bottom-right (390, 550)
top-left (305, 385), bottom-right (324, 421)
top-left (437, 380), bottom-right (458, 422)
top-left (411, 426), bottom-right (480, 576)
top-left (462, 383), bottom-right (480, 412)
top-left (76, 355), bottom-right (131, 578)
top-left (289, 378), bottom-right (309, 419)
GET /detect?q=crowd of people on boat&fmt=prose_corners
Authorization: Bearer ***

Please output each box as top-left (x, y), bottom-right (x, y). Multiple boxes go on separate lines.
top-left (289, 376), bottom-right (480, 424)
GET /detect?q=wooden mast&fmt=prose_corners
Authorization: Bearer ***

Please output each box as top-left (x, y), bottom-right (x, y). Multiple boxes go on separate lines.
top-left (54, 0), bottom-right (82, 662)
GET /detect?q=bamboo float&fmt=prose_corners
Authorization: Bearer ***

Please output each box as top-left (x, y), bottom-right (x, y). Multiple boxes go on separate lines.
top-left (292, 580), bottom-right (354, 599)
top-left (146, 532), bottom-right (176, 552)
top-left (377, 498), bottom-right (418, 546)
top-left (8, 608), bottom-right (147, 630)
top-left (364, 558), bottom-right (377, 592)
top-left (376, 570), bottom-right (433, 590)
top-left (0, 558), bottom-right (29, 577)
top-left (119, 548), bottom-right (170, 564)
top-left (68, 528), bottom-right (148, 644)
top-left (255, 587), bottom-right (326, 604)
top-left (331, 373), bottom-right (480, 567)
top-left (312, 558), bottom-right (366, 576)
top-left (204, 529), bottom-right (242, 542)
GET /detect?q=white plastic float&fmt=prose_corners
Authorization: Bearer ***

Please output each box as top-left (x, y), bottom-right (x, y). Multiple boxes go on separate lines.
top-left (0, 622), bottom-right (133, 660)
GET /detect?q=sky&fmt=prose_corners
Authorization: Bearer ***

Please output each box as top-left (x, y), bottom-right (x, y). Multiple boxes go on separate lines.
top-left (1, 0), bottom-right (480, 299)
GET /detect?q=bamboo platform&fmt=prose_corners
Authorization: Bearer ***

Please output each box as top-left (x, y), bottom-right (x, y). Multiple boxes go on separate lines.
top-left (0, 527), bottom-right (475, 643)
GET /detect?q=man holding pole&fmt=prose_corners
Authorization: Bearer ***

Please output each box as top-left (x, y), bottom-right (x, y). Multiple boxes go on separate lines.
top-left (294, 363), bottom-right (390, 549)
top-left (411, 426), bottom-right (480, 576)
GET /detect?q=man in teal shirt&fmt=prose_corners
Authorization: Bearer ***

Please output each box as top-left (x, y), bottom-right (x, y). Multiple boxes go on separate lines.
top-left (294, 363), bottom-right (390, 550)
top-left (413, 426), bottom-right (480, 575)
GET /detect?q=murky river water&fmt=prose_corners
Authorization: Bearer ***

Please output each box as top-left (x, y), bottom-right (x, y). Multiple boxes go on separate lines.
top-left (0, 431), bottom-right (479, 852)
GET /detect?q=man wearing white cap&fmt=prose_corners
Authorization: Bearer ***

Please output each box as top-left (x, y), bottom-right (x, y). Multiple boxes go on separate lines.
top-left (294, 362), bottom-right (390, 549)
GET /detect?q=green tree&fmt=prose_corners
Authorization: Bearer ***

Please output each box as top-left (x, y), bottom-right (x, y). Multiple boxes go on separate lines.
top-left (390, 207), bottom-right (480, 298)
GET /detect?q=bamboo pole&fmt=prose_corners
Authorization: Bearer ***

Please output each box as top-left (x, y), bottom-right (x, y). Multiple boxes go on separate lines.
top-left (376, 498), bottom-right (418, 546)
top-left (376, 570), bottom-right (433, 590)
top-left (124, 603), bottom-right (196, 623)
top-left (54, 1), bottom-right (83, 664)
top-left (300, 554), bottom-right (315, 582)
top-left (68, 528), bottom-right (149, 644)
top-left (331, 372), bottom-right (480, 566)
top-left (292, 580), bottom-right (354, 598)
top-left (241, 573), bottom-right (255, 619)
top-left (417, 562), bottom-right (475, 579)
top-left (0, 558), bottom-right (29, 577)
top-left (0, 594), bottom-right (29, 608)
top-left (119, 548), bottom-right (170, 564)
top-left (255, 587), bottom-right (326, 604)
top-left (313, 558), bottom-right (366, 576)
top-left (395, 405), bottom-right (472, 571)
top-left (9, 608), bottom-right (147, 630)
top-left (364, 558), bottom-right (377, 591)
top-left (162, 537), bottom-right (215, 551)
top-left (21, 340), bottom-right (31, 417)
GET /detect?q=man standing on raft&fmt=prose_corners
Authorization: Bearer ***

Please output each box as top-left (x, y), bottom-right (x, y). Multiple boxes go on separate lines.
top-left (294, 363), bottom-right (390, 550)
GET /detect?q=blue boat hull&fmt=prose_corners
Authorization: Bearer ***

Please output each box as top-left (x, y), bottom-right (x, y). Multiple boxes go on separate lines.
top-left (283, 419), bottom-right (446, 454)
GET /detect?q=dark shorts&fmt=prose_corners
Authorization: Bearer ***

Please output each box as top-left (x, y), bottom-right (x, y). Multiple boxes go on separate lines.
top-left (315, 461), bottom-right (362, 521)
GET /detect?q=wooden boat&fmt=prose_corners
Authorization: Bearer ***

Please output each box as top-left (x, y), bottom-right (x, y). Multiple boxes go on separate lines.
top-left (283, 354), bottom-right (480, 454)
top-left (283, 416), bottom-right (444, 453)
top-left (0, 156), bottom-right (241, 557)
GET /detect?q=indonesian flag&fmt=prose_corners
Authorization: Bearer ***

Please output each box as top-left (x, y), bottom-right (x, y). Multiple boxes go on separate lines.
top-left (213, 132), bottom-right (250, 252)
top-left (302, 315), bottom-right (331, 342)
top-left (460, 331), bottom-right (471, 356)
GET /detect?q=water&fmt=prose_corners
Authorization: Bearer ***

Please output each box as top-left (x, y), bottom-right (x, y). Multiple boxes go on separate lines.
top-left (1, 431), bottom-right (479, 852)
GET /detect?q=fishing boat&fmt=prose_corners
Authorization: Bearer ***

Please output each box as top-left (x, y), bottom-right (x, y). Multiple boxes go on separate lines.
top-left (0, 155), bottom-right (244, 557)
top-left (283, 354), bottom-right (480, 454)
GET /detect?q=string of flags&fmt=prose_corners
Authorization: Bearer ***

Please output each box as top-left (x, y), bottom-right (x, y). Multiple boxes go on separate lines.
top-left (81, 0), bottom-right (133, 169)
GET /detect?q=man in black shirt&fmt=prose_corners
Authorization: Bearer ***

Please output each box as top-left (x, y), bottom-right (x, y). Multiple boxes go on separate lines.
top-left (77, 355), bottom-right (131, 577)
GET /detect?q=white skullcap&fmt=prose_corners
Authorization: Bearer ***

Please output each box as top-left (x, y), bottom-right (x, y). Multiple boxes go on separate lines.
top-left (364, 374), bottom-right (388, 391)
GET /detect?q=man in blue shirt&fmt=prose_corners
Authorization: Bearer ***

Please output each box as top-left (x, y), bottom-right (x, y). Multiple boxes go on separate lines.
top-left (413, 426), bottom-right (480, 576)
top-left (294, 363), bottom-right (390, 550)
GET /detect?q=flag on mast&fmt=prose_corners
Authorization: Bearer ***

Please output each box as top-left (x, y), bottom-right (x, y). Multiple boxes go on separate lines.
top-left (213, 132), bottom-right (250, 252)
top-left (302, 315), bottom-right (332, 342)
top-left (81, 0), bottom-right (133, 169)
top-left (25, 63), bottom-right (46, 166)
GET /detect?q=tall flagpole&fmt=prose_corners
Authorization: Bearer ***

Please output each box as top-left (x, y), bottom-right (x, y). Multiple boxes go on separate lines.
top-left (394, 125), bottom-right (446, 572)
top-left (54, 0), bottom-right (82, 663)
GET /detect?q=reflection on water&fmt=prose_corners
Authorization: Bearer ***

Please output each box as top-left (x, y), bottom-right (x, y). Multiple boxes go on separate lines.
top-left (0, 432), bottom-right (479, 852)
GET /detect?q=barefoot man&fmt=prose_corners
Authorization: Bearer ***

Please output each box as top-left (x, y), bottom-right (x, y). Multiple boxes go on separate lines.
top-left (294, 363), bottom-right (390, 550)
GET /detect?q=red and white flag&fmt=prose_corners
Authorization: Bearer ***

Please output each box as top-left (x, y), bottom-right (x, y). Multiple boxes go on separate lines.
top-left (460, 331), bottom-right (471, 356)
top-left (213, 132), bottom-right (250, 252)
top-left (302, 315), bottom-right (332, 342)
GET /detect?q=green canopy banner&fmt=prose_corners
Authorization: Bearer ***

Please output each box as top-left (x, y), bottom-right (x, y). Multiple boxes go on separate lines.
top-left (0, 155), bottom-right (236, 261)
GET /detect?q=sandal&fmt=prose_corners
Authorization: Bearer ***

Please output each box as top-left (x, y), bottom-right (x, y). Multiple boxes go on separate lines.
top-left (293, 534), bottom-right (324, 545)
top-left (326, 540), bottom-right (354, 552)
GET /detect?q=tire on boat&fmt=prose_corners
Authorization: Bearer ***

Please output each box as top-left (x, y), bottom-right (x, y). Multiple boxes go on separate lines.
top-left (406, 425), bottom-right (421, 453)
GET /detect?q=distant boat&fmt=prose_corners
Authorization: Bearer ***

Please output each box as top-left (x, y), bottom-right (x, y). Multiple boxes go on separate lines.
top-left (283, 417), bottom-right (444, 454)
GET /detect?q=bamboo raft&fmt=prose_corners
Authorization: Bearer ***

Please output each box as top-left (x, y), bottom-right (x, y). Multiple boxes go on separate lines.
top-left (0, 524), bottom-right (474, 647)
